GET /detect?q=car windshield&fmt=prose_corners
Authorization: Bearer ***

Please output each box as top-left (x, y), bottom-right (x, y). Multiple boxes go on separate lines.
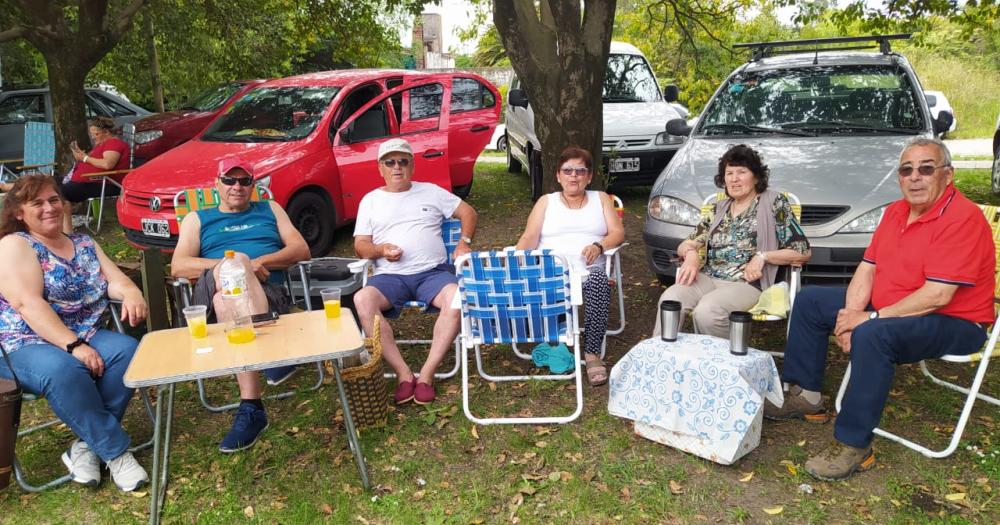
top-left (698, 64), bottom-right (925, 136)
top-left (181, 82), bottom-right (245, 112)
top-left (603, 53), bottom-right (660, 103)
top-left (201, 87), bottom-right (339, 143)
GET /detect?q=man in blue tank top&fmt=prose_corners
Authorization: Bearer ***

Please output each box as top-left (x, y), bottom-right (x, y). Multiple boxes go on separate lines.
top-left (171, 157), bottom-right (310, 453)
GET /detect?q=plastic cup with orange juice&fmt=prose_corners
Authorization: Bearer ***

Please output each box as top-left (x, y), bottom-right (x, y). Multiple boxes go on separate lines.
top-left (321, 288), bottom-right (342, 318)
top-left (183, 305), bottom-right (208, 338)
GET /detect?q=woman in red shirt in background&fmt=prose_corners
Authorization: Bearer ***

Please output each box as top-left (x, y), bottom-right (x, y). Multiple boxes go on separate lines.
top-left (60, 116), bottom-right (130, 230)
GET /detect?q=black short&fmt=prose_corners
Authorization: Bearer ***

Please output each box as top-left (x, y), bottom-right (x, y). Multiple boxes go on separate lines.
top-left (189, 268), bottom-right (290, 322)
top-left (61, 180), bottom-right (120, 203)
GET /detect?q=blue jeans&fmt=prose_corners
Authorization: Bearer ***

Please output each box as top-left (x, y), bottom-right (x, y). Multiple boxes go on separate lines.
top-left (0, 329), bottom-right (138, 461)
top-left (781, 286), bottom-right (987, 448)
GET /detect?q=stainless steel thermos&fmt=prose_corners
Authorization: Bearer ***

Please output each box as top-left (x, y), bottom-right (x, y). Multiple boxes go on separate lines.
top-left (728, 311), bottom-right (752, 355)
top-left (660, 300), bottom-right (681, 342)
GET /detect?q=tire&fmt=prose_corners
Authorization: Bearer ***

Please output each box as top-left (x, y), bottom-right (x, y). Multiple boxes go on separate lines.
top-left (453, 181), bottom-right (472, 200)
top-left (287, 191), bottom-right (334, 257)
top-left (528, 150), bottom-right (544, 201)
top-left (496, 135), bottom-right (507, 152)
top-left (992, 144), bottom-right (1000, 195)
top-left (506, 134), bottom-right (522, 174)
top-left (657, 273), bottom-right (675, 287)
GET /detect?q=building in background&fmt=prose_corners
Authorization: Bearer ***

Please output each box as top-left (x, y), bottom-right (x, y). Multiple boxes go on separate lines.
top-left (412, 13), bottom-right (455, 69)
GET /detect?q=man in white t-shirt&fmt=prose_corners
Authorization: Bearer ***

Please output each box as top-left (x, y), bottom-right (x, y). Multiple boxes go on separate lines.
top-left (353, 138), bottom-right (477, 406)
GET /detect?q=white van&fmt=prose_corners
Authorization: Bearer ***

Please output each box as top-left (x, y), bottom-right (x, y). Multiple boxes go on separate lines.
top-left (504, 41), bottom-right (686, 198)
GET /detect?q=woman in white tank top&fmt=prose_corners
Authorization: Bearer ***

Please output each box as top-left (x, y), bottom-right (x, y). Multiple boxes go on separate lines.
top-left (515, 146), bottom-right (625, 386)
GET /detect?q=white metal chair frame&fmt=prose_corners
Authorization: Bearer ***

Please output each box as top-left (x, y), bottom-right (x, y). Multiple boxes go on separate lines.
top-left (348, 218), bottom-right (464, 381)
top-left (10, 302), bottom-right (155, 492)
top-left (833, 204), bottom-right (1000, 459)
top-left (455, 250), bottom-right (585, 425)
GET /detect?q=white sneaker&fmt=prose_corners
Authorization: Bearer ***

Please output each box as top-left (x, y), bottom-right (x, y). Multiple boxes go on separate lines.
top-left (106, 451), bottom-right (149, 492)
top-left (61, 440), bottom-right (101, 487)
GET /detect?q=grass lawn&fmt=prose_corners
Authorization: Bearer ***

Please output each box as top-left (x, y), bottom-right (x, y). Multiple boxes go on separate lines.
top-left (3, 163), bottom-right (999, 524)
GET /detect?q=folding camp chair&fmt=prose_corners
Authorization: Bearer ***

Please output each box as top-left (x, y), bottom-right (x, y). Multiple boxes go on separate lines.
top-left (456, 249), bottom-right (585, 425)
top-left (9, 302), bottom-right (155, 492)
top-left (0, 122), bottom-right (56, 178)
top-left (348, 218), bottom-right (463, 380)
top-left (170, 186), bottom-right (322, 413)
top-left (82, 123), bottom-right (136, 232)
top-left (834, 203), bottom-right (1000, 459)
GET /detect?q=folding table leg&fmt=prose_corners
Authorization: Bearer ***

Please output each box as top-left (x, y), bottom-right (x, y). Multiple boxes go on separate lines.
top-left (148, 383), bottom-right (175, 525)
top-left (331, 359), bottom-right (371, 490)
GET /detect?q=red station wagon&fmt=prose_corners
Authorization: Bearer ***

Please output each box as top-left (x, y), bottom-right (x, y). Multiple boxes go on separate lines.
top-left (132, 80), bottom-right (267, 165)
top-left (118, 70), bottom-right (501, 255)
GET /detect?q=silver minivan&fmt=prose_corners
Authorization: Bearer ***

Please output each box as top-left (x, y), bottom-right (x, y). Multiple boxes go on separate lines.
top-left (643, 35), bottom-right (954, 284)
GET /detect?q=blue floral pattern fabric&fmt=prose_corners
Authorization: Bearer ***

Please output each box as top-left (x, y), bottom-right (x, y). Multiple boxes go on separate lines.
top-left (608, 334), bottom-right (783, 462)
top-left (0, 232), bottom-right (108, 352)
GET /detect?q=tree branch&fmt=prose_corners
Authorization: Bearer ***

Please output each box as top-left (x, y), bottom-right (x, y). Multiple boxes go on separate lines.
top-left (0, 26), bottom-right (26, 43)
top-left (111, 0), bottom-right (147, 37)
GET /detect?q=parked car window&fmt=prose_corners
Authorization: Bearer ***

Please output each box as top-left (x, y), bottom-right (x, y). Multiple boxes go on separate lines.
top-left (85, 97), bottom-right (106, 119)
top-left (698, 65), bottom-right (925, 134)
top-left (410, 84), bottom-right (443, 120)
top-left (90, 92), bottom-right (137, 117)
top-left (451, 78), bottom-right (495, 112)
top-left (180, 82), bottom-right (244, 112)
top-left (603, 54), bottom-right (660, 103)
top-left (344, 103), bottom-right (390, 143)
top-left (0, 94), bottom-right (46, 124)
top-left (202, 86), bottom-right (339, 143)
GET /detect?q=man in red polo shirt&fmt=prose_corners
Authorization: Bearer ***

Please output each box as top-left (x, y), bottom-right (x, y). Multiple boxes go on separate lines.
top-left (765, 137), bottom-right (995, 480)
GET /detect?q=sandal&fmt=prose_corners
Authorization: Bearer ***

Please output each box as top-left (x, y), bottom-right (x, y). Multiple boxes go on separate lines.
top-left (585, 359), bottom-right (608, 386)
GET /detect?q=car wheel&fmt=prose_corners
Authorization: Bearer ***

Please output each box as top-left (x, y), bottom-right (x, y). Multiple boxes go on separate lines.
top-left (496, 135), bottom-right (507, 152)
top-left (506, 134), bottom-right (522, 174)
top-left (529, 150), bottom-right (543, 201)
top-left (993, 144), bottom-right (1000, 195)
top-left (453, 181), bottom-right (472, 200)
top-left (657, 273), bottom-right (675, 287)
top-left (287, 191), bottom-right (334, 257)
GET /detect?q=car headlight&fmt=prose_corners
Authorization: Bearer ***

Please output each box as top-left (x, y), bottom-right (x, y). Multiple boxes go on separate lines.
top-left (134, 130), bottom-right (163, 144)
top-left (654, 132), bottom-right (684, 145)
top-left (256, 175), bottom-right (271, 188)
top-left (838, 205), bottom-right (888, 233)
top-left (648, 195), bottom-right (700, 225)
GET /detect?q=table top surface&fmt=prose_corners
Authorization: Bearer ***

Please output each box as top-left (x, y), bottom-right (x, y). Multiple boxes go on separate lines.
top-left (124, 309), bottom-right (364, 387)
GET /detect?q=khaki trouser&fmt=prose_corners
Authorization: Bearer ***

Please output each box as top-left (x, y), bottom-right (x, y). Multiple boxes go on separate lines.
top-left (653, 273), bottom-right (761, 338)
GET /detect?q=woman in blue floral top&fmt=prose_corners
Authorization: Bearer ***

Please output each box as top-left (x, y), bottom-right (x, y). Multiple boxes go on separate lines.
top-left (0, 175), bottom-right (150, 492)
top-left (653, 145), bottom-right (811, 338)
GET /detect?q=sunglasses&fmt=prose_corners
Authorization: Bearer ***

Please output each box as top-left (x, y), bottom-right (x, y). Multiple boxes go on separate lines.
top-left (382, 158), bottom-right (411, 168)
top-left (897, 164), bottom-right (948, 177)
top-left (219, 175), bottom-right (253, 187)
top-left (560, 167), bottom-right (590, 176)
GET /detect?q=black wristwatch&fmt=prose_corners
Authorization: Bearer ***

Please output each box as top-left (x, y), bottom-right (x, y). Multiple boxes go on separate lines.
top-left (65, 338), bottom-right (88, 353)
top-left (592, 241), bottom-right (604, 252)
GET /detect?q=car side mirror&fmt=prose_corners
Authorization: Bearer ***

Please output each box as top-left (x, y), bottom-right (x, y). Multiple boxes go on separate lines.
top-left (665, 118), bottom-right (692, 137)
top-left (932, 110), bottom-right (954, 136)
top-left (508, 89), bottom-right (529, 109)
top-left (924, 93), bottom-right (937, 107)
top-left (338, 127), bottom-right (352, 144)
top-left (663, 84), bottom-right (680, 103)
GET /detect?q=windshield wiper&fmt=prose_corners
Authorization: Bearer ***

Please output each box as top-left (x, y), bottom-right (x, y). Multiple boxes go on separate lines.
top-left (783, 120), bottom-right (921, 134)
top-left (701, 123), bottom-right (813, 137)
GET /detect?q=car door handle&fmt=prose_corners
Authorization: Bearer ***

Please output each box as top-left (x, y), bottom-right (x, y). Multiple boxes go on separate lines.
top-left (423, 150), bottom-right (445, 159)
top-left (470, 125), bottom-right (490, 132)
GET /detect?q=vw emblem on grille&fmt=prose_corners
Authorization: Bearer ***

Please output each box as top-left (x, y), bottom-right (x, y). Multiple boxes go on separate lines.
top-left (616, 139), bottom-right (628, 151)
top-left (149, 196), bottom-right (161, 212)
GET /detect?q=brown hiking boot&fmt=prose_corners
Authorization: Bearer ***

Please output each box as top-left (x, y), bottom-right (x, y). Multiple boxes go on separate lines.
top-left (805, 441), bottom-right (875, 481)
top-left (764, 385), bottom-right (829, 422)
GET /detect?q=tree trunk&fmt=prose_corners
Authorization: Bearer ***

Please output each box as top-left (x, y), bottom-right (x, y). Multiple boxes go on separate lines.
top-left (144, 12), bottom-right (165, 112)
top-left (45, 54), bottom-right (91, 175)
top-left (493, 0), bottom-right (616, 193)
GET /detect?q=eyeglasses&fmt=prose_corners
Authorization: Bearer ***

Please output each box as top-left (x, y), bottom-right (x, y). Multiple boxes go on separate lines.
top-left (560, 167), bottom-right (590, 177)
top-left (219, 175), bottom-right (253, 187)
top-left (897, 164), bottom-right (949, 177)
top-left (382, 158), bottom-right (411, 168)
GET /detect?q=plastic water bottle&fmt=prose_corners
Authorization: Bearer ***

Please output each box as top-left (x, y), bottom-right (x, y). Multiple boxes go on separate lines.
top-left (218, 250), bottom-right (255, 344)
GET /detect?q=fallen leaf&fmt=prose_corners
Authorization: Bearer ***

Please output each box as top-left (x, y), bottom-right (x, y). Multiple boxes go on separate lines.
top-left (621, 486), bottom-right (632, 502)
top-left (763, 506), bottom-right (784, 515)
top-left (739, 472), bottom-right (754, 483)
top-left (471, 425), bottom-right (480, 440)
top-left (779, 460), bottom-right (798, 476)
top-left (945, 493), bottom-right (966, 502)
top-left (413, 490), bottom-right (425, 501)
top-left (669, 480), bottom-right (684, 495)
top-left (130, 491), bottom-right (147, 498)
top-left (488, 382), bottom-right (497, 391)
top-left (797, 440), bottom-right (807, 447)
top-left (518, 485), bottom-right (536, 496)
top-left (548, 471), bottom-right (562, 482)
top-left (320, 503), bottom-right (333, 515)
top-left (243, 506), bottom-right (255, 518)
top-left (535, 441), bottom-right (548, 448)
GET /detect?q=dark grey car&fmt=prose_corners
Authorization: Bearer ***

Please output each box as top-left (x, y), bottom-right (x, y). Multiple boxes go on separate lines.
top-left (644, 36), bottom-right (954, 284)
top-left (0, 87), bottom-right (151, 160)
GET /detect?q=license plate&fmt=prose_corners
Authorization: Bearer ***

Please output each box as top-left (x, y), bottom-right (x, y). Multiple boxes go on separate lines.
top-left (610, 157), bottom-right (640, 173)
top-left (141, 218), bottom-right (170, 238)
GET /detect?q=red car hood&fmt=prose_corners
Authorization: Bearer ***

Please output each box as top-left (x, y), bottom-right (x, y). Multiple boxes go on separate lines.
top-left (123, 138), bottom-right (311, 195)
top-left (133, 110), bottom-right (212, 131)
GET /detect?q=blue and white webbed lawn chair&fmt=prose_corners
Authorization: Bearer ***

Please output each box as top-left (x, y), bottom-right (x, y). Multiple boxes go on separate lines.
top-left (455, 249), bottom-right (584, 425)
top-left (348, 218), bottom-right (463, 380)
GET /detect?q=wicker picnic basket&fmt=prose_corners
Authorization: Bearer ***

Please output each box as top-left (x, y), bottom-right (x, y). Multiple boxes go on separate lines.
top-left (338, 316), bottom-right (388, 429)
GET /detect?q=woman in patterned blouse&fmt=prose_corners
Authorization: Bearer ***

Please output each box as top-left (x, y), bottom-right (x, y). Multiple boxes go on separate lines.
top-left (0, 174), bottom-right (150, 492)
top-left (653, 144), bottom-right (811, 338)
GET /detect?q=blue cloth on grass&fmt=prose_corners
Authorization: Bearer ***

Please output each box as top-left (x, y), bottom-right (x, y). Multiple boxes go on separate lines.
top-left (531, 342), bottom-right (575, 373)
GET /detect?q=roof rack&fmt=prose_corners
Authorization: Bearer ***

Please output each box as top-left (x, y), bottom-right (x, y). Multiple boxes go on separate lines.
top-left (733, 34), bottom-right (911, 61)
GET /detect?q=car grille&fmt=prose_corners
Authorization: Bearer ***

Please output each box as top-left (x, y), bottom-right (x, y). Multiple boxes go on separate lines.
top-left (124, 190), bottom-right (177, 214)
top-left (799, 205), bottom-right (849, 225)
top-left (603, 138), bottom-right (650, 149)
top-left (124, 228), bottom-right (178, 250)
top-left (801, 263), bottom-right (857, 285)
